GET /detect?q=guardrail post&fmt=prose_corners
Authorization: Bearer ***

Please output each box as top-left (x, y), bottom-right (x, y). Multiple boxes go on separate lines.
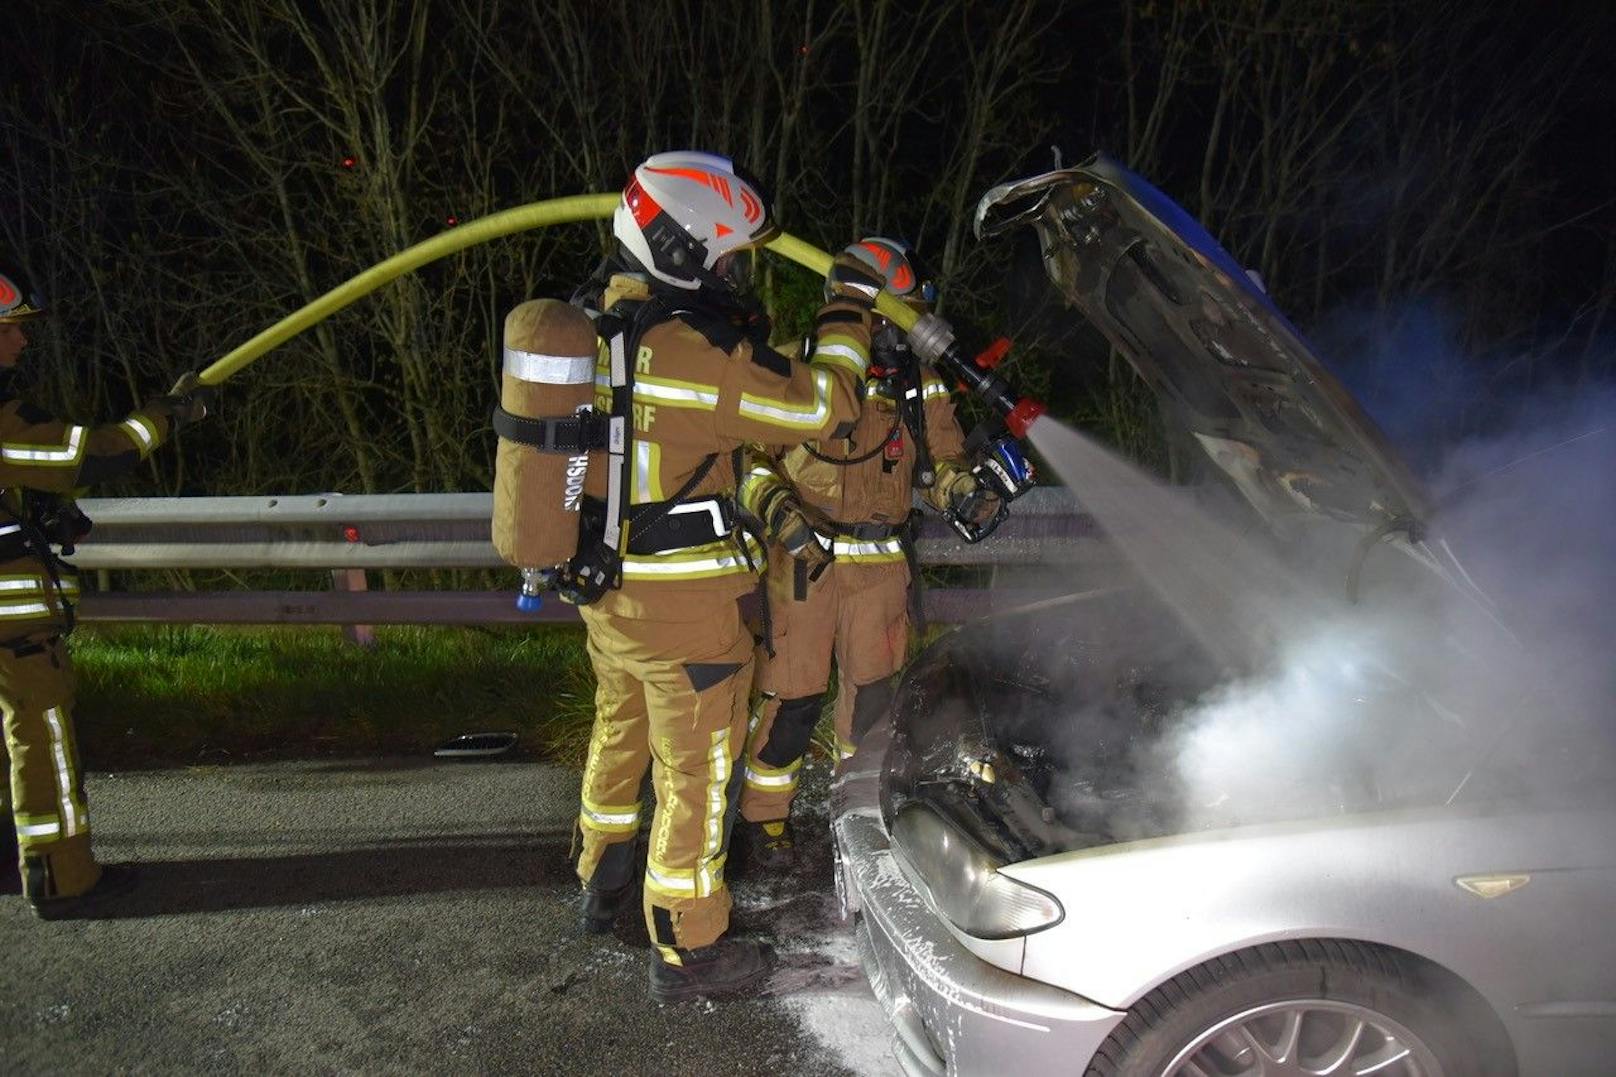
top-left (330, 569), bottom-right (375, 647)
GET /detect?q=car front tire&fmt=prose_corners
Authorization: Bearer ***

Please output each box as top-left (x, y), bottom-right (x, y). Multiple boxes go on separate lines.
top-left (1085, 939), bottom-right (1509, 1077)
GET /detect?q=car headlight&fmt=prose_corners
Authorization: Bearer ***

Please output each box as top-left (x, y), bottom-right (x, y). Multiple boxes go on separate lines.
top-left (891, 803), bottom-right (1063, 940)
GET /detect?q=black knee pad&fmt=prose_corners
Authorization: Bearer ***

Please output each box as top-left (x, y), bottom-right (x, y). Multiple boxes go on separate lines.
top-left (849, 675), bottom-right (898, 746)
top-left (720, 761), bottom-right (747, 855)
top-left (756, 693), bottom-right (825, 768)
top-left (589, 837), bottom-right (639, 892)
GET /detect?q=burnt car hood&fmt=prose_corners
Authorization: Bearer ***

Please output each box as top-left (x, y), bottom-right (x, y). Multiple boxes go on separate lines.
top-left (977, 154), bottom-right (1429, 538)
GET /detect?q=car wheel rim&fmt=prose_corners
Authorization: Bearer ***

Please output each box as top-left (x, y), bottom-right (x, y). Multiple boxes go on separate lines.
top-left (1163, 998), bottom-right (1445, 1077)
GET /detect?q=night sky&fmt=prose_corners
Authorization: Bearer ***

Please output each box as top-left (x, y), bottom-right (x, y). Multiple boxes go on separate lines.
top-left (4, 0), bottom-right (1613, 490)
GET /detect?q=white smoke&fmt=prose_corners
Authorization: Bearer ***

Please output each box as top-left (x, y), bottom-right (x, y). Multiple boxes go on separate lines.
top-left (1154, 385), bottom-right (1615, 831)
top-left (1026, 381), bottom-right (1616, 837)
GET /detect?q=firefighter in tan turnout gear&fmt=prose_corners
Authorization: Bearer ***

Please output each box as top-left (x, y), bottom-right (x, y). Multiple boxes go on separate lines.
top-left (733, 238), bottom-right (1002, 869)
top-left (490, 153), bottom-right (888, 1001)
top-left (0, 260), bottom-right (211, 916)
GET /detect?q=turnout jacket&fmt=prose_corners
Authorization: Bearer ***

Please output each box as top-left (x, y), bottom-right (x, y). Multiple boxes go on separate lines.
top-left (738, 368), bottom-right (969, 565)
top-left (0, 380), bottom-right (176, 635)
top-left (582, 274), bottom-right (871, 601)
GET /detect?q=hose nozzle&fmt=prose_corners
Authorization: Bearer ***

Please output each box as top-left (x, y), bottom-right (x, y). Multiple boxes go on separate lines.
top-left (908, 313), bottom-right (1045, 438)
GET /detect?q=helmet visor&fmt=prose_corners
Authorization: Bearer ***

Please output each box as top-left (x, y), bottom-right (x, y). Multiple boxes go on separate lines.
top-left (714, 247), bottom-right (758, 296)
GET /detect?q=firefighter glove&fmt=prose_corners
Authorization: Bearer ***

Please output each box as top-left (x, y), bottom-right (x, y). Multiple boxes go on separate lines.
top-left (823, 251), bottom-right (884, 311)
top-left (942, 469), bottom-right (1000, 526)
top-left (764, 490), bottom-right (832, 579)
top-left (150, 370), bottom-right (216, 426)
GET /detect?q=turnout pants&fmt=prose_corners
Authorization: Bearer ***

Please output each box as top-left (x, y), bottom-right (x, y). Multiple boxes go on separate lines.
top-left (576, 588), bottom-right (752, 956)
top-left (2, 634), bottom-right (99, 899)
top-left (740, 555), bottom-right (910, 823)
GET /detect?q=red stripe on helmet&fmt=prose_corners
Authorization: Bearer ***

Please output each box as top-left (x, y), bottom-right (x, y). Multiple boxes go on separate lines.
top-left (740, 188), bottom-right (762, 223)
top-left (645, 166), bottom-right (735, 206)
top-left (625, 177), bottom-right (661, 228)
top-left (860, 241), bottom-right (893, 270)
top-left (0, 276), bottom-right (17, 308)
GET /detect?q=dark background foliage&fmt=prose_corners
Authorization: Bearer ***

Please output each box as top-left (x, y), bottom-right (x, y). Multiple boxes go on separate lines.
top-left (5, 0), bottom-right (1613, 494)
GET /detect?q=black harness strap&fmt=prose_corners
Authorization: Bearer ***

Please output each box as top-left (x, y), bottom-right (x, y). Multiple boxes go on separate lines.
top-left (0, 525), bottom-right (31, 561)
top-left (491, 408), bottom-right (608, 453)
top-left (818, 518), bottom-right (905, 541)
top-left (728, 446), bottom-right (775, 657)
top-left (803, 417), bottom-right (898, 467)
top-left (621, 451), bottom-right (720, 554)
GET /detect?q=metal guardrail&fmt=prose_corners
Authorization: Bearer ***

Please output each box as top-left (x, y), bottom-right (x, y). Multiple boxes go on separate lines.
top-left (66, 488), bottom-right (1109, 626)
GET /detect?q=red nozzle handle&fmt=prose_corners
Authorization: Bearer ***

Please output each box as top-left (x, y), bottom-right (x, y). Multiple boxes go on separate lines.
top-left (1006, 397), bottom-right (1046, 439)
top-left (974, 337), bottom-right (1012, 371)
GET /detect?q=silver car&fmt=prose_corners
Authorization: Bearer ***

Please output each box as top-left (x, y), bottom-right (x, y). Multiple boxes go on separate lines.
top-left (832, 156), bottom-right (1616, 1077)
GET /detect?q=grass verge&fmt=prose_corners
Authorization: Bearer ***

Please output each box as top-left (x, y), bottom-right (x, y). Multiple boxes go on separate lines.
top-left (69, 619), bottom-right (954, 771)
top-left (71, 625), bottom-right (599, 769)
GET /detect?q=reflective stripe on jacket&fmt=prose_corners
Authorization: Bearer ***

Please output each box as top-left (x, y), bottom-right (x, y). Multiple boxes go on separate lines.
top-left (0, 388), bottom-right (173, 634)
top-left (0, 394), bottom-right (172, 492)
top-left (737, 368), bottom-right (970, 553)
top-left (583, 275), bottom-right (871, 588)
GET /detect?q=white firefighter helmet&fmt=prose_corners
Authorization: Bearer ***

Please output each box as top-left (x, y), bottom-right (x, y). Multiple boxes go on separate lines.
top-left (613, 151), bottom-right (777, 293)
top-left (0, 261), bottom-right (45, 323)
top-left (844, 237), bottom-right (937, 312)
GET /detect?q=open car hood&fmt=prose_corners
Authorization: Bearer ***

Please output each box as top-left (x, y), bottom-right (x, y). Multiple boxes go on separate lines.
top-left (977, 154), bottom-right (1431, 536)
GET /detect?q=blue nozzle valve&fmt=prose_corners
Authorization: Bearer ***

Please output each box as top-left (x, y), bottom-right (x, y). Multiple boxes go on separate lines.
top-left (516, 567), bottom-right (546, 613)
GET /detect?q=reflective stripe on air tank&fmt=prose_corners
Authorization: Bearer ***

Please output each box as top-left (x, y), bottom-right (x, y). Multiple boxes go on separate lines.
top-left (502, 347), bottom-right (596, 385)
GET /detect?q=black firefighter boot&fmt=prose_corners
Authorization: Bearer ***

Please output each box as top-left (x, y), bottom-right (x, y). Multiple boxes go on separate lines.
top-left (1, 817), bottom-right (18, 895)
top-left (579, 839), bottom-right (637, 936)
top-left (732, 817), bottom-right (797, 875)
top-left (26, 860), bottom-right (141, 920)
top-left (649, 937), bottom-right (775, 1003)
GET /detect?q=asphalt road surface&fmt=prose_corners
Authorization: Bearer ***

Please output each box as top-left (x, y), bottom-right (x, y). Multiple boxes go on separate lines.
top-left (1, 759), bottom-right (895, 1075)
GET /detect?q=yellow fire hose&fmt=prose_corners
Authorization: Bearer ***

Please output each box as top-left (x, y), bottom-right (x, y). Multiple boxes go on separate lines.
top-left (198, 193), bottom-right (917, 387)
